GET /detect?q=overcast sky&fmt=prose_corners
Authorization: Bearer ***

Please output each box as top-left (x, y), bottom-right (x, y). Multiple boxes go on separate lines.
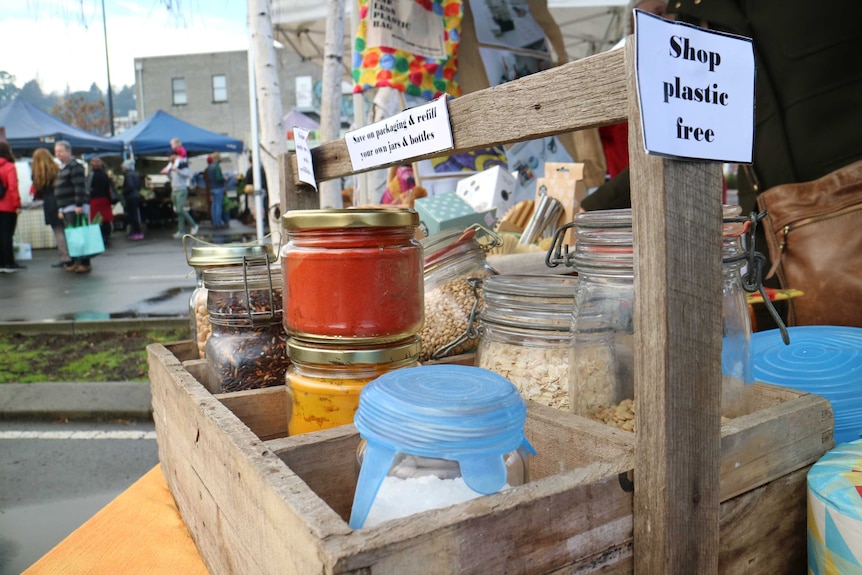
top-left (1, 0), bottom-right (249, 94)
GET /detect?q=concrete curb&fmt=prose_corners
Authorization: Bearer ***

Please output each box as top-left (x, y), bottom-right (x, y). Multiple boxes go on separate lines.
top-left (0, 381), bottom-right (153, 422)
top-left (0, 317), bottom-right (188, 335)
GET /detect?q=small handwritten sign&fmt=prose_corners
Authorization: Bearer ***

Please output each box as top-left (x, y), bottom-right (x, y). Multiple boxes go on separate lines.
top-left (293, 127), bottom-right (317, 190)
top-left (635, 10), bottom-right (754, 163)
top-left (345, 96), bottom-right (454, 171)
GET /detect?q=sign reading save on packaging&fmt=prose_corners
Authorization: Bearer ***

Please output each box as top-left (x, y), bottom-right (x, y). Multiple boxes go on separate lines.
top-left (634, 10), bottom-right (754, 163)
top-left (345, 96), bottom-right (454, 172)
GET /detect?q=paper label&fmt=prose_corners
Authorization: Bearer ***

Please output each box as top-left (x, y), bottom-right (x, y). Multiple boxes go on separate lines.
top-left (293, 127), bottom-right (317, 191)
top-left (365, 0), bottom-right (446, 60)
top-left (345, 96), bottom-right (454, 171)
top-left (635, 10), bottom-right (755, 163)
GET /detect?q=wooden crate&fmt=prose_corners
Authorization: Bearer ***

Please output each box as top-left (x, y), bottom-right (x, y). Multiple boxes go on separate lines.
top-left (149, 340), bottom-right (832, 574)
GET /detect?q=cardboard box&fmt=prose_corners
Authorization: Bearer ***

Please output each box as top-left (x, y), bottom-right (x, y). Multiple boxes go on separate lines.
top-left (455, 166), bottom-right (518, 215)
top-left (414, 192), bottom-right (496, 237)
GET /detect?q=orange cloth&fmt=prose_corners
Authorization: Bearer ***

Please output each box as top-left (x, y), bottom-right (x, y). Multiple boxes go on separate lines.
top-left (24, 465), bottom-right (208, 575)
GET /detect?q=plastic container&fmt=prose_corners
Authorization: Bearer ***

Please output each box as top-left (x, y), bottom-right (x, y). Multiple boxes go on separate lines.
top-left (752, 325), bottom-right (862, 444)
top-left (281, 208), bottom-right (423, 343)
top-left (285, 337), bottom-right (420, 436)
top-left (203, 261), bottom-right (289, 393)
top-left (184, 237), bottom-right (276, 359)
top-left (476, 274), bottom-right (578, 410)
top-left (349, 364), bottom-right (535, 529)
top-left (419, 226), bottom-right (499, 361)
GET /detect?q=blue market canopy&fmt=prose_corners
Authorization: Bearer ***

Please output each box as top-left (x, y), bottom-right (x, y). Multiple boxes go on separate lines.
top-left (115, 110), bottom-right (244, 156)
top-left (0, 97), bottom-right (123, 155)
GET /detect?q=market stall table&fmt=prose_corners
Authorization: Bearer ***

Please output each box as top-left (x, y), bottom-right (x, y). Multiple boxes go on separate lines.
top-left (23, 465), bottom-right (207, 575)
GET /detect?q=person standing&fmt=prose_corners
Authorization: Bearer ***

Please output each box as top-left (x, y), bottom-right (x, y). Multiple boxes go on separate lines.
top-left (206, 152), bottom-right (228, 228)
top-left (121, 159), bottom-right (144, 240)
top-left (0, 141), bottom-right (24, 273)
top-left (87, 157), bottom-right (115, 248)
top-left (54, 140), bottom-right (92, 274)
top-left (30, 148), bottom-right (71, 267)
top-left (162, 146), bottom-right (198, 239)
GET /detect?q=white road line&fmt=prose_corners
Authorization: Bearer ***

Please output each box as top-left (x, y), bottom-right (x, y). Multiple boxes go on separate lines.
top-left (0, 430), bottom-right (157, 440)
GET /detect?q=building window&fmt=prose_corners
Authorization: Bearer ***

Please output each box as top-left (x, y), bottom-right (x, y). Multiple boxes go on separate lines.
top-left (172, 77), bottom-right (187, 105)
top-left (212, 74), bottom-right (228, 103)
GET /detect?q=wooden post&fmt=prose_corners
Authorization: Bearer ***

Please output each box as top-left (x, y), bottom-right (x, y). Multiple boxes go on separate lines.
top-left (626, 39), bottom-right (723, 573)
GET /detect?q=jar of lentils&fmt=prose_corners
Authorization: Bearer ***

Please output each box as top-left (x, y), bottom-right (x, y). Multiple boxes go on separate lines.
top-left (203, 258), bottom-right (289, 393)
top-left (185, 237), bottom-right (275, 358)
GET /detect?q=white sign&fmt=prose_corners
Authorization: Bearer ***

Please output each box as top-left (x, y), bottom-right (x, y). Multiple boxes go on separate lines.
top-left (365, 0), bottom-right (446, 60)
top-left (295, 76), bottom-right (313, 110)
top-left (293, 127), bottom-right (317, 191)
top-left (344, 96), bottom-right (454, 172)
top-left (635, 10), bottom-right (754, 163)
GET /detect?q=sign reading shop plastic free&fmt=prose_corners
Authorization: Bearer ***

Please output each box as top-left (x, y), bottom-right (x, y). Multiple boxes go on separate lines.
top-left (345, 96), bottom-right (454, 172)
top-left (635, 10), bottom-right (754, 163)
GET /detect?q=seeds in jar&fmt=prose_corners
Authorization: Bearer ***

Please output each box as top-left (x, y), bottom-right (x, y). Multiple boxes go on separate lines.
top-left (193, 289), bottom-right (211, 358)
top-left (478, 340), bottom-right (569, 409)
top-left (419, 276), bottom-right (484, 361)
top-left (590, 399), bottom-right (731, 432)
top-left (569, 343), bottom-right (618, 417)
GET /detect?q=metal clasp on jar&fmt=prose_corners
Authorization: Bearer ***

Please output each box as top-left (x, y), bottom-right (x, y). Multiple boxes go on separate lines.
top-left (431, 276), bottom-right (484, 360)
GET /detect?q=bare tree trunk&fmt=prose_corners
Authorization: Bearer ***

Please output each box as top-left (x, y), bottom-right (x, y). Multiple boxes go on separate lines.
top-left (318, 0), bottom-right (346, 209)
top-left (248, 0), bottom-right (288, 238)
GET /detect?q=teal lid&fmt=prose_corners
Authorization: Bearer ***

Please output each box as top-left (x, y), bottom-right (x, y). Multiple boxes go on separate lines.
top-left (349, 365), bottom-right (534, 529)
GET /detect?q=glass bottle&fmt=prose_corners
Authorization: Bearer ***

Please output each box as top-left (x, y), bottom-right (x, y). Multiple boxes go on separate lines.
top-left (203, 260), bottom-right (289, 393)
top-left (185, 237), bottom-right (275, 359)
top-left (349, 364), bottom-right (534, 529)
top-left (419, 225), bottom-right (500, 361)
top-left (476, 274), bottom-right (578, 410)
top-left (280, 208), bottom-right (423, 343)
top-left (285, 337), bottom-right (420, 436)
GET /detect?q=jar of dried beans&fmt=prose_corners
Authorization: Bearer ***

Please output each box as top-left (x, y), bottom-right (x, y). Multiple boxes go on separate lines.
top-left (185, 237), bottom-right (275, 359)
top-left (349, 365), bottom-right (534, 529)
top-left (419, 226), bottom-right (500, 362)
top-left (476, 274), bottom-right (578, 410)
top-left (203, 260), bottom-right (289, 393)
top-left (285, 337), bottom-right (420, 436)
top-left (281, 208), bottom-right (423, 343)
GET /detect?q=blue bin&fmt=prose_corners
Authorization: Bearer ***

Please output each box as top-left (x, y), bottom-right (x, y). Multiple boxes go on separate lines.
top-left (752, 326), bottom-right (862, 445)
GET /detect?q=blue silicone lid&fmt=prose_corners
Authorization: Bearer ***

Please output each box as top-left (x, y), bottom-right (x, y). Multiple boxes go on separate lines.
top-left (752, 326), bottom-right (862, 444)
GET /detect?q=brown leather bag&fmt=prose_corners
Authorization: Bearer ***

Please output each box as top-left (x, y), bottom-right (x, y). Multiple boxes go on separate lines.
top-left (756, 159), bottom-right (862, 327)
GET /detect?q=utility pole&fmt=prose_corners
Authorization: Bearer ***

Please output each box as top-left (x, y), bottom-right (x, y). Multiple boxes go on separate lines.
top-left (101, 0), bottom-right (115, 136)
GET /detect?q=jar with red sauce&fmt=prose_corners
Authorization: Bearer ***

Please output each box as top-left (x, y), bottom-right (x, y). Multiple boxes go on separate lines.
top-left (281, 208), bottom-right (423, 343)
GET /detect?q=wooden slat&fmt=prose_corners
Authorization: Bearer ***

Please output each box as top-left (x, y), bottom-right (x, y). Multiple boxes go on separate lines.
top-left (216, 386), bottom-right (290, 440)
top-left (627, 40), bottom-right (723, 573)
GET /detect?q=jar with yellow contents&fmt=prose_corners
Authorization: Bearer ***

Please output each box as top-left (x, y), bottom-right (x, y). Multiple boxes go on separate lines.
top-left (285, 338), bottom-right (421, 435)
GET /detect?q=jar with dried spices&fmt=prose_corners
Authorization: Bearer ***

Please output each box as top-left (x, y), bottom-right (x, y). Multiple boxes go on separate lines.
top-left (203, 260), bottom-right (289, 393)
top-left (184, 236), bottom-right (275, 359)
top-left (281, 208), bottom-right (423, 343)
top-left (285, 337), bottom-right (420, 436)
top-left (476, 274), bottom-right (578, 410)
top-left (419, 226), bottom-right (500, 362)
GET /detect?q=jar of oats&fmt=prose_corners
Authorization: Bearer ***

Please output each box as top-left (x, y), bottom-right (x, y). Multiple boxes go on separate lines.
top-left (419, 226), bottom-right (500, 361)
top-left (185, 238), bottom-right (276, 359)
top-left (203, 260), bottom-right (289, 393)
top-left (476, 274), bottom-right (578, 410)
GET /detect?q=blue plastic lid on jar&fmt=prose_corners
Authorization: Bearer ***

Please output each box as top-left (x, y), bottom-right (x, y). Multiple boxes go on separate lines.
top-left (349, 364), bottom-right (535, 529)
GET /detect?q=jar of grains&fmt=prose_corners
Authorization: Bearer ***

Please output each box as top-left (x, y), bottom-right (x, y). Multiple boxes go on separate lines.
top-left (281, 208), bottom-right (423, 343)
top-left (419, 226), bottom-right (500, 362)
top-left (285, 337), bottom-right (420, 436)
top-left (203, 260), bottom-right (289, 393)
top-left (349, 365), bottom-right (534, 529)
top-left (185, 237), bottom-right (275, 359)
top-left (476, 274), bottom-right (578, 410)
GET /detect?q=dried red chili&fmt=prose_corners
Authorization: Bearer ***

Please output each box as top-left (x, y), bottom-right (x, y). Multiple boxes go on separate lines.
top-left (281, 209), bottom-right (423, 343)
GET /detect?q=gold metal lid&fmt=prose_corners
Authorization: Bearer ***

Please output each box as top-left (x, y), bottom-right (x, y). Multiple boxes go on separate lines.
top-left (188, 244), bottom-right (275, 267)
top-left (282, 208), bottom-right (419, 230)
top-left (287, 337), bottom-right (421, 365)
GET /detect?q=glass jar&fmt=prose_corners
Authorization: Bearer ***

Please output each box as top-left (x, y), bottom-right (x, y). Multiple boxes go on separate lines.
top-left (281, 208), bottom-right (423, 343)
top-left (286, 337), bottom-right (420, 436)
top-left (185, 237), bottom-right (275, 359)
top-left (419, 226), bottom-right (500, 361)
top-left (476, 274), bottom-right (578, 410)
top-left (203, 261), bottom-right (289, 393)
top-left (349, 364), bottom-right (534, 529)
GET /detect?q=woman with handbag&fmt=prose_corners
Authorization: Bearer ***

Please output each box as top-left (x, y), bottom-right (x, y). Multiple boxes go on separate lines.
top-left (54, 140), bottom-right (93, 274)
top-left (87, 157), bottom-right (116, 248)
top-left (30, 148), bottom-right (72, 268)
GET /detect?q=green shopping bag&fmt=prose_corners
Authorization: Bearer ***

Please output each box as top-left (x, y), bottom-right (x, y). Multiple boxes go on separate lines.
top-left (65, 214), bottom-right (105, 257)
